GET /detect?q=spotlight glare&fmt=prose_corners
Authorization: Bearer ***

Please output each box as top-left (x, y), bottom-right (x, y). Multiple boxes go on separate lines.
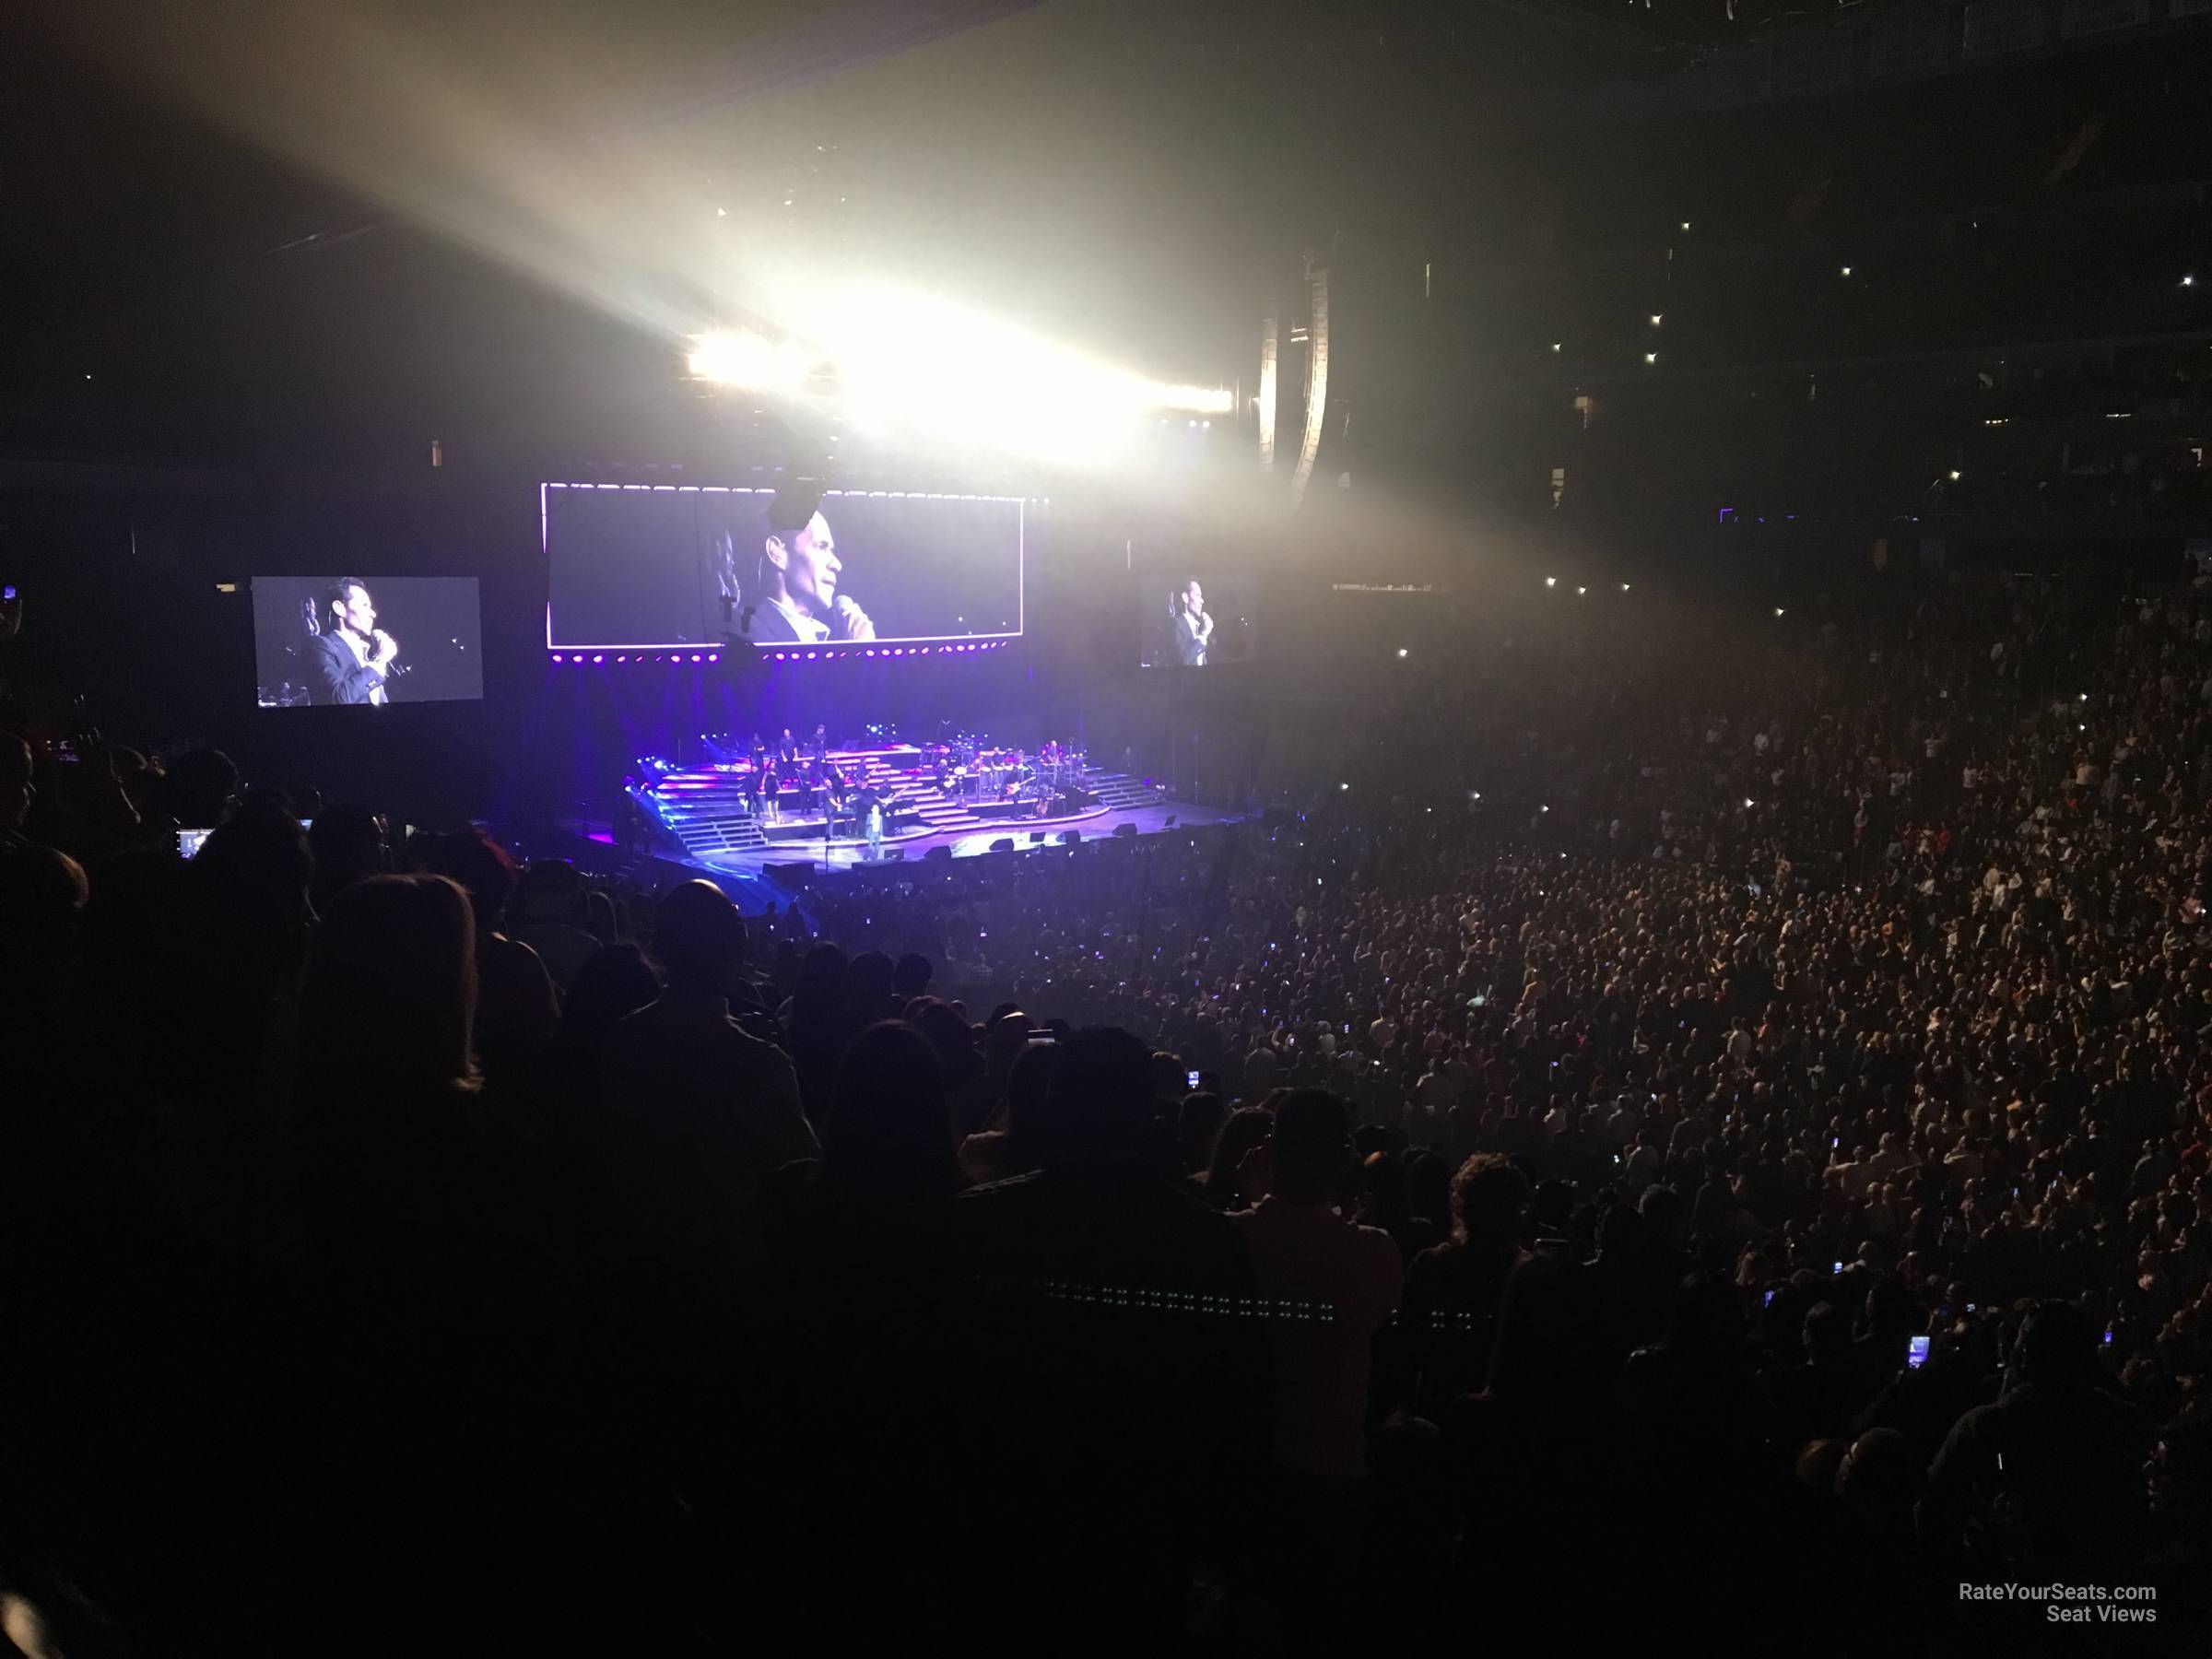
top-left (1644, 352), bottom-right (1658, 365)
top-left (1545, 576), bottom-right (1557, 588)
top-left (1396, 647), bottom-right (1408, 658)
top-left (686, 329), bottom-right (813, 391)
top-left (1649, 314), bottom-right (1663, 327)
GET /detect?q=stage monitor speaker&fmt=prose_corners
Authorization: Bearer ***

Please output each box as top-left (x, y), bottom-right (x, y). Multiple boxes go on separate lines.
top-left (989, 837), bottom-right (1016, 853)
top-left (1113, 823), bottom-right (1138, 839)
top-left (924, 845), bottom-right (953, 861)
top-left (768, 861), bottom-right (816, 879)
top-left (1061, 830), bottom-right (1081, 845)
top-left (1029, 831), bottom-right (1046, 844)
top-left (884, 848), bottom-right (905, 862)
top-left (1164, 815), bottom-right (1177, 828)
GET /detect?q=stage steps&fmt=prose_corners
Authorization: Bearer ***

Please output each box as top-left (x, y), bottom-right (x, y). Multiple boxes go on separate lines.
top-left (641, 748), bottom-right (1153, 862)
top-left (1092, 773), bottom-right (1168, 810)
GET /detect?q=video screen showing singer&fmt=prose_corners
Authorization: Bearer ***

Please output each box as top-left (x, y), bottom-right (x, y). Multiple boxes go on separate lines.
top-left (1171, 578), bottom-right (1213, 665)
top-left (309, 578), bottom-right (403, 705)
top-left (747, 494), bottom-right (877, 645)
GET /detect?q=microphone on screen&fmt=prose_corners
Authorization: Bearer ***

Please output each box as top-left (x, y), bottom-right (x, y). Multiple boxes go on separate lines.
top-left (835, 594), bottom-right (875, 641)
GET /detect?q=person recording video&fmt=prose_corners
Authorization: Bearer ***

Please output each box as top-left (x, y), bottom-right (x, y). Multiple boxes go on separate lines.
top-left (1171, 578), bottom-right (1213, 666)
top-left (308, 578), bottom-right (401, 705)
top-left (747, 496), bottom-right (876, 644)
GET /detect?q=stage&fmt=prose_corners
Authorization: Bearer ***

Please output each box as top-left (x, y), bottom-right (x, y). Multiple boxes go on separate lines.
top-left (691, 798), bottom-right (1237, 873)
top-left (628, 739), bottom-right (1240, 875)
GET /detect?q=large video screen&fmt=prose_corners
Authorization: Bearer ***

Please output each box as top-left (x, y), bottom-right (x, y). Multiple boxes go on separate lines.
top-left (1139, 574), bottom-right (1257, 668)
top-left (252, 576), bottom-right (484, 707)
top-left (544, 483), bottom-right (1025, 650)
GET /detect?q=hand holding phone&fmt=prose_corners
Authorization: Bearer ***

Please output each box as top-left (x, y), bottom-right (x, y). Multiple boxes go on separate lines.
top-left (1906, 1335), bottom-right (1931, 1371)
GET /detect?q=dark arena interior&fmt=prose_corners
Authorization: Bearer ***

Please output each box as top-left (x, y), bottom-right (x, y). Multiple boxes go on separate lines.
top-left (8, 1), bottom-right (2212, 1653)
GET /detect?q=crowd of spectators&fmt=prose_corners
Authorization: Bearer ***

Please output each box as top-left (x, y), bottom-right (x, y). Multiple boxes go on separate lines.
top-left (6, 558), bottom-right (2212, 1653)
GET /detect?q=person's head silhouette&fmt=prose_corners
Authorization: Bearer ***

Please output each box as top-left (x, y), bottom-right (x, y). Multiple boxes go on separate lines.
top-left (653, 879), bottom-right (747, 997)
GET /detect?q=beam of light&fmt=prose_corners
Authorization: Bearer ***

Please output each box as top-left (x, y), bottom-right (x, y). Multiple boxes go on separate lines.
top-left (46, 4), bottom-right (1224, 471)
top-left (686, 330), bottom-right (818, 391)
top-left (720, 276), bottom-right (1232, 464)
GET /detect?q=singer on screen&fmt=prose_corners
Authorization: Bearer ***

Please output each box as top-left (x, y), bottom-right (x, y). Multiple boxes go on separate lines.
top-left (1171, 578), bottom-right (1213, 666)
top-left (749, 497), bottom-right (876, 644)
top-left (308, 578), bottom-right (402, 705)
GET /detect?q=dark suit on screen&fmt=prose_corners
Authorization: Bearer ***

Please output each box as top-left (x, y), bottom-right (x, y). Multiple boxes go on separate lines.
top-left (307, 630), bottom-right (389, 706)
top-left (747, 605), bottom-right (817, 645)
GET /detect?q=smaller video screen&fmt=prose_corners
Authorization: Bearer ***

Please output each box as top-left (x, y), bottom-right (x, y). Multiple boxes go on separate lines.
top-left (1139, 574), bottom-right (1257, 668)
top-left (252, 576), bottom-right (484, 707)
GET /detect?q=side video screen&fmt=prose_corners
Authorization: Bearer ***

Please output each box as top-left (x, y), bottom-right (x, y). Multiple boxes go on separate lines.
top-left (1139, 574), bottom-right (1257, 668)
top-left (544, 484), bottom-right (1025, 651)
top-left (253, 576), bottom-right (483, 707)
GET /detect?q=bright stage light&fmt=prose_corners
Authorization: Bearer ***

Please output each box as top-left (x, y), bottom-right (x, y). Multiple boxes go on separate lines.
top-left (1149, 382), bottom-right (1234, 415)
top-left (734, 276), bottom-right (1228, 464)
top-left (686, 329), bottom-right (816, 390)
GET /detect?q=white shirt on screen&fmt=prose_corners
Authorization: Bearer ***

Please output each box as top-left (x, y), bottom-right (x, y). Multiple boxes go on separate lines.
top-left (763, 595), bottom-right (830, 644)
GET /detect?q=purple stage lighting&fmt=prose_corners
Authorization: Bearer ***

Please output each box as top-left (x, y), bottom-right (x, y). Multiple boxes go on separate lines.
top-left (592, 653), bottom-right (605, 664)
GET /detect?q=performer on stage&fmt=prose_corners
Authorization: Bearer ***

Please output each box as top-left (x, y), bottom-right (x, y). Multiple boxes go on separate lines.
top-left (807, 723), bottom-right (830, 765)
top-left (777, 727), bottom-right (801, 772)
top-left (864, 787), bottom-right (888, 860)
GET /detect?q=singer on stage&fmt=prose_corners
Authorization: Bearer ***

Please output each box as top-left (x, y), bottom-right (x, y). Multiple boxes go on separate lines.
top-left (308, 577), bottom-right (402, 705)
top-left (750, 498), bottom-right (877, 644)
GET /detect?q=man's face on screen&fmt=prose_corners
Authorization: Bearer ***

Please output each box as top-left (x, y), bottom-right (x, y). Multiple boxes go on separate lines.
top-left (334, 583), bottom-right (375, 636)
top-left (776, 512), bottom-right (840, 615)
